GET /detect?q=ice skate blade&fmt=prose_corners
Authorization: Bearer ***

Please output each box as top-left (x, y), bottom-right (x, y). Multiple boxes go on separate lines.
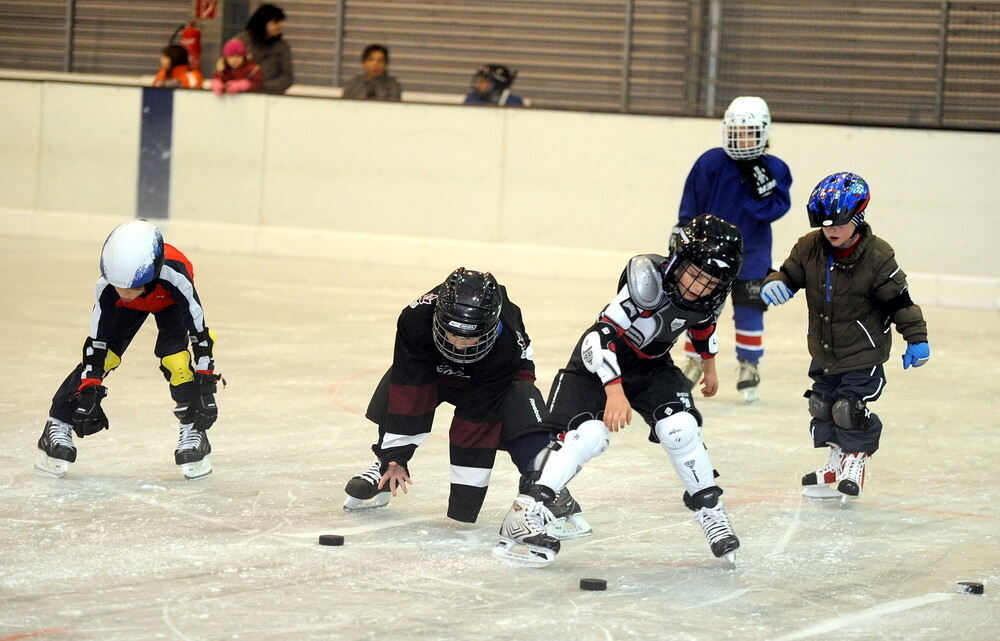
top-left (839, 493), bottom-right (858, 508)
top-left (180, 456), bottom-right (212, 480)
top-left (722, 551), bottom-right (737, 568)
top-left (492, 538), bottom-right (556, 568)
top-left (35, 453), bottom-right (70, 478)
top-left (343, 493), bottom-right (391, 512)
top-left (802, 485), bottom-right (841, 501)
top-left (547, 513), bottom-right (593, 540)
top-left (740, 387), bottom-right (759, 403)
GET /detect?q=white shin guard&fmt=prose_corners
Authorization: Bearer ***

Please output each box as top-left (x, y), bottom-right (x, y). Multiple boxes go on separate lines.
top-left (655, 412), bottom-right (715, 495)
top-left (537, 419), bottom-right (609, 493)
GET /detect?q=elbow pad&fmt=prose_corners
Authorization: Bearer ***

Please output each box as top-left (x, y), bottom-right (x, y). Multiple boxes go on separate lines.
top-left (581, 325), bottom-right (622, 385)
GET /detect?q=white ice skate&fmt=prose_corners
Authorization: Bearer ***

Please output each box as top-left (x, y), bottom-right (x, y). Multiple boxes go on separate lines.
top-left (837, 451), bottom-right (867, 506)
top-left (681, 357), bottom-right (703, 385)
top-left (695, 502), bottom-right (740, 567)
top-left (493, 495), bottom-right (561, 567)
top-left (801, 445), bottom-right (844, 501)
top-left (35, 418), bottom-right (77, 478)
top-left (736, 361), bottom-right (760, 403)
top-left (546, 487), bottom-right (593, 540)
top-left (343, 461), bottom-right (391, 511)
top-left (175, 424), bottom-right (212, 480)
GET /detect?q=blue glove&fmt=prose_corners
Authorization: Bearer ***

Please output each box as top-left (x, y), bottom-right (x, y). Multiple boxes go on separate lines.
top-left (902, 342), bottom-right (930, 369)
top-left (760, 280), bottom-right (794, 306)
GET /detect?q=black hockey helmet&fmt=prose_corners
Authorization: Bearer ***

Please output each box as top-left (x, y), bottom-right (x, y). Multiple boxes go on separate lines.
top-left (432, 268), bottom-right (503, 363)
top-left (472, 64), bottom-right (517, 100)
top-left (665, 214), bottom-right (743, 312)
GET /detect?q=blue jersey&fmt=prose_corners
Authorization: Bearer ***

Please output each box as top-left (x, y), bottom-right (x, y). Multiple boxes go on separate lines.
top-left (678, 147), bottom-right (792, 279)
top-left (463, 92), bottom-right (525, 107)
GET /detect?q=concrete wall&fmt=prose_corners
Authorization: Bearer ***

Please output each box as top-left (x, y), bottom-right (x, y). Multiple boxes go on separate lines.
top-left (1, 79), bottom-right (997, 306)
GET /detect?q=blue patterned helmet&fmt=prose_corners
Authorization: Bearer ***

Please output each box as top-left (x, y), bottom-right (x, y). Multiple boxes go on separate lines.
top-left (807, 172), bottom-right (870, 228)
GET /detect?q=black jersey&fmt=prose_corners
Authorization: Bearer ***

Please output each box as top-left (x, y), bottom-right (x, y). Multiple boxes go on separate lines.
top-left (380, 284), bottom-right (535, 456)
top-left (576, 255), bottom-right (722, 385)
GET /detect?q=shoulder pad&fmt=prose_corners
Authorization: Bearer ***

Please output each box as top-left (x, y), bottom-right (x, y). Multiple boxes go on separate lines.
top-left (626, 254), bottom-right (666, 310)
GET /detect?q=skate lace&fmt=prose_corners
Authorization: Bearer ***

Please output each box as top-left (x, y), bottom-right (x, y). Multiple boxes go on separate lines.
top-left (737, 362), bottom-right (759, 383)
top-left (820, 446), bottom-right (844, 474)
top-left (47, 420), bottom-right (74, 449)
top-left (697, 506), bottom-right (734, 544)
top-left (841, 453), bottom-right (865, 482)
top-left (358, 461), bottom-right (382, 485)
top-left (176, 425), bottom-right (202, 451)
top-left (516, 498), bottom-right (554, 532)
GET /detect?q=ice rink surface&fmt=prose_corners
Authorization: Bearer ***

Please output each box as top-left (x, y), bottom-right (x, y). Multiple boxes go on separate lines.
top-left (1, 235), bottom-right (998, 641)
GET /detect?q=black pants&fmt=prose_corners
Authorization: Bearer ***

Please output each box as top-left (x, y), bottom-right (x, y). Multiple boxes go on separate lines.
top-left (807, 362), bottom-right (886, 454)
top-left (365, 369), bottom-right (554, 522)
top-left (49, 305), bottom-right (193, 425)
top-left (548, 351), bottom-right (697, 443)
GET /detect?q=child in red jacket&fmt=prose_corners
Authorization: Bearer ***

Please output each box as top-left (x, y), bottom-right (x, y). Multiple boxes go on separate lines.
top-left (212, 39), bottom-right (263, 95)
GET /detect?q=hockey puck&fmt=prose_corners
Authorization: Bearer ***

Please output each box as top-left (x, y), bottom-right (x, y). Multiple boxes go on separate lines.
top-left (318, 534), bottom-right (344, 546)
top-left (580, 578), bottom-right (607, 591)
top-left (957, 581), bottom-right (984, 595)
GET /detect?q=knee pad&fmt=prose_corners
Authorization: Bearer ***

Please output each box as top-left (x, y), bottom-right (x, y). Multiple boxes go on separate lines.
top-left (654, 410), bottom-right (701, 456)
top-left (832, 395), bottom-right (870, 431)
top-left (103, 350), bottom-right (121, 373)
top-left (565, 420), bottom-right (610, 460)
top-left (806, 391), bottom-right (832, 421)
top-left (160, 351), bottom-right (194, 387)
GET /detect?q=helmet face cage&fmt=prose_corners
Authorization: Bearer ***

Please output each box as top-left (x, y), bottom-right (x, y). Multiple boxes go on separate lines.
top-left (722, 96), bottom-right (771, 160)
top-left (100, 220), bottom-right (165, 288)
top-left (665, 215), bottom-right (743, 312)
top-left (432, 268), bottom-right (503, 364)
top-left (807, 172), bottom-right (870, 228)
top-left (471, 64), bottom-right (514, 100)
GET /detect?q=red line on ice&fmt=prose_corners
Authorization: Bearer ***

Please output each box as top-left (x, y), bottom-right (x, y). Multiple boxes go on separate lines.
top-left (0, 629), bottom-right (70, 641)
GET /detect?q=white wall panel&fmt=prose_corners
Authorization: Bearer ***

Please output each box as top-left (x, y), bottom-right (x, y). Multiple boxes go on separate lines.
top-left (0, 81), bottom-right (43, 211)
top-left (37, 82), bottom-right (139, 216)
top-left (502, 109), bottom-right (689, 252)
top-left (170, 90), bottom-right (268, 225)
top-left (260, 97), bottom-right (505, 240)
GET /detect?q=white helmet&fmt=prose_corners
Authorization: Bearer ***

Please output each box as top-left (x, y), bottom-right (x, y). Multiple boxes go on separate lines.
top-left (722, 96), bottom-right (771, 160)
top-left (100, 220), bottom-right (164, 288)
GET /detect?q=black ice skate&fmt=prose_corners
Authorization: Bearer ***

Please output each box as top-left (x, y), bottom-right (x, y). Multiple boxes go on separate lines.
top-left (35, 418), bottom-right (77, 478)
top-left (175, 424), bottom-right (212, 480)
top-left (695, 502), bottom-right (740, 566)
top-left (546, 487), bottom-right (593, 540)
top-left (343, 460), bottom-right (390, 511)
top-left (736, 360), bottom-right (760, 403)
top-left (681, 357), bottom-right (703, 386)
top-left (493, 495), bottom-right (561, 567)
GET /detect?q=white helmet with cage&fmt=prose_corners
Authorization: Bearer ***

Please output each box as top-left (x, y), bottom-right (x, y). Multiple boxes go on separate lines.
top-left (100, 220), bottom-right (165, 288)
top-left (721, 96), bottom-right (771, 160)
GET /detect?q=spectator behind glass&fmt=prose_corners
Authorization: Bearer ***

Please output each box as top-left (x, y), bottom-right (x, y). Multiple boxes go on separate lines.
top-left (212, 39), bottom-right (263, 96)
top-left (464, 64), bottom-right (524, 106)
top-left (236, 3), bottom-right (293, 94)
top-left (152, 44), bottom-right (204, 89)
top-left (341, 44), bottom-right (402, 101)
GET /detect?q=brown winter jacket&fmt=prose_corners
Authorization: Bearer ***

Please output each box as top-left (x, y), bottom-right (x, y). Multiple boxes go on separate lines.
top-left (764, 224), bottom-right (927, 375)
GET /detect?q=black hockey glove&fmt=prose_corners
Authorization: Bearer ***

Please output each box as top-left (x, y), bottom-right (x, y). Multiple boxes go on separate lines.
top-left (72, 384), bottom-right (109, 437)
top-left (738, 159), bottom-right (777, 199)
top-left (173, 373), bottom-right (224, 431)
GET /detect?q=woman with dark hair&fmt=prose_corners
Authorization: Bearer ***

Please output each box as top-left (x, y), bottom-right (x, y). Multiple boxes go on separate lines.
top-left (342, 44), bottom-right (402, 101)
top-left (152, 44), bottom-right (203, 89)
top-left (235, 3), bottom-right (293, 94)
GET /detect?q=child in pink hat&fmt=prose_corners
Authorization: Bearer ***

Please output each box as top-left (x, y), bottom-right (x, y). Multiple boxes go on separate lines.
top-left (212, 39), bottom-right (263, 95)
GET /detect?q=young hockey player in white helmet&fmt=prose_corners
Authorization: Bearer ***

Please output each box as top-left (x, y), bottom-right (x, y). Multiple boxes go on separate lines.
top-left (761, 172), bottom-right (930, 504)
top-left (36, 220), bottom-right (221, 480)
top-left (493, 215), bottom-right (743, 567)
top-left (342, 267), bottom-right (590, 540)
top-left (676, 96), bottom-right (792, 402)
